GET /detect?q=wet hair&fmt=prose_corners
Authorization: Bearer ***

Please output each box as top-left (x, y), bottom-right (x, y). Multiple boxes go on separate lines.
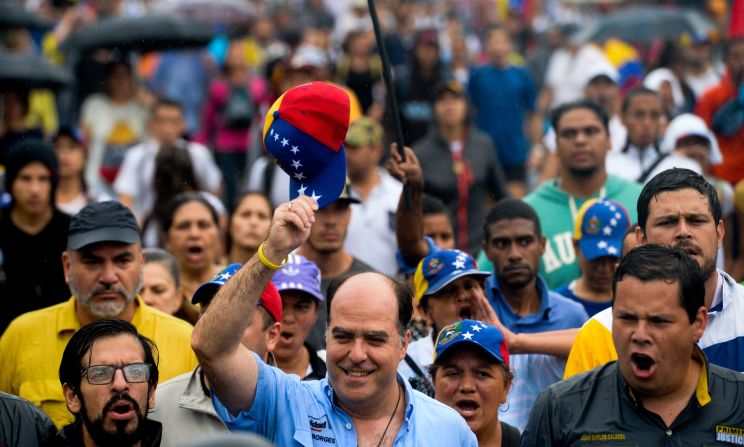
top-left (59, 319), bottom-right (159, 393)
top-left (422, 193), bottom-right (453, 222)
top-left (613, 244), bottom-right (705, 324)
top-left (620, 86), bottom-right (660, 115)
top-left (484, 198), bottom-right (542, 241)
top-left (143, 248), bottom-right (180, 289)
top-left (326, 272), bottom-right (413, 337)
top-left (161, 192), bottom-right (219, 234)
top-left (637, 168), bottom-right (721, 233)
top-left (550, 99), bottom-right (609, 134)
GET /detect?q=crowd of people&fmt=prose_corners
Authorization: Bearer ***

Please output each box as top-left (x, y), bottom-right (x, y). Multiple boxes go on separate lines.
top-left (2, 0), bottom-right (744, 446)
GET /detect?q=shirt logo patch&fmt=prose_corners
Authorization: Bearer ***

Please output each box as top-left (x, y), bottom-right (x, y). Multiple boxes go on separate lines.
top-left (309, 415), bottom-right (328, 432)
top-left (309, 415), bottom-right (337, 445)
top-left (716, 426), bottom-right (744, 445)
top-left (579, 433), bottom-right (626, 442)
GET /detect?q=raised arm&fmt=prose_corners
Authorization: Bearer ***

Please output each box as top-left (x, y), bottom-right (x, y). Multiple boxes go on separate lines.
top-left (385, 144), bottom-right (429, 267)
top-left (191, 196), bottom-right (317, 415)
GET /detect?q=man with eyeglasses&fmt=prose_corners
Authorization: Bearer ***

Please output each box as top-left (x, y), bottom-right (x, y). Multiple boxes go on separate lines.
top-left (56, 319), bottom-right (161, 446)
top-left (525, 99), bottom-right (642, 289)
top-left (606, 87), bottom-right (701, 184)
top-left (0, 201), bottom-right (197, 428)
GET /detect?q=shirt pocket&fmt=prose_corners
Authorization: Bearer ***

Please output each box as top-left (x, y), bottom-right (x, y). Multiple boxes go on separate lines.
top-left (19, 379), bottom-right (71, 426)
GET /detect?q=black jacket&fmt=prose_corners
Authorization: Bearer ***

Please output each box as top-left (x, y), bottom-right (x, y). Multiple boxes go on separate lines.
top-left (52, 419), bottom-right (162, 447)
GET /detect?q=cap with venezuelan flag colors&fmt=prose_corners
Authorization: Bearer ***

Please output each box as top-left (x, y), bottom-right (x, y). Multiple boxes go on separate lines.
top-left (433, 319), bottom-right (510, 367)
top-left (573, 198), bottom-right (630, 260)
top-left (413, 249), bottom-right (490, 305)
top-left (263, 82), bottom-right (351, 208)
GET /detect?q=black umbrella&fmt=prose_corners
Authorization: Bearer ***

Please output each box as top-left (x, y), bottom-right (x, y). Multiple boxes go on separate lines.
top-left (61, 14), bottom-right (215, 54)
top-left (0, 2), bottom-right (51, 30)
top-left (571, 7), bottom-right (716, 45)
top-left (0, 52), bottom-right (72, 90)
top-left (155, 0), bottom-right (257, 26)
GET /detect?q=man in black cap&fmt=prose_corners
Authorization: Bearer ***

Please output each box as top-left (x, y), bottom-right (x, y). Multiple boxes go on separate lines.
top-left (0, 200), bottom-right (197, 428)
top-left (0, 140), bottom-right (71, 333)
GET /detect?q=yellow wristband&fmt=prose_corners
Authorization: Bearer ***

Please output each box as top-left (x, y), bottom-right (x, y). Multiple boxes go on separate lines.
top-left (257, 242), bottom-right (287, 270)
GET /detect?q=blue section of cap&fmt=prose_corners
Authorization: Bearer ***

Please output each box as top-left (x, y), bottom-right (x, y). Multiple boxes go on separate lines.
top-left (422, 250), bottom-right (490, 296)
top-left (578, 199), bottom-right (629, 261)
top-left (289, 145), bottom-right (346, 209)
top-left (265, 116), bottom-right (336, 178)
top-left (191, 263), bottom-right (242, 304)
top-left (434, 319), bottom-right (508, 365)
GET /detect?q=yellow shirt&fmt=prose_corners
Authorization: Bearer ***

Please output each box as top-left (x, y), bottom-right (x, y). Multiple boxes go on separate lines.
top-left (563, 307), bottom-right (617, 379)
top-left (0, 296), bottom-right (198, 428)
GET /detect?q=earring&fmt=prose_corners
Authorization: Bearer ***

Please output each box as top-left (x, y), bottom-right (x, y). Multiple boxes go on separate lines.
top-left (499, 402), bottom-right (510, 413)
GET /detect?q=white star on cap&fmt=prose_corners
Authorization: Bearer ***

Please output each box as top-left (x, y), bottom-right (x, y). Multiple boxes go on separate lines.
top-left (603, 226), bottom-right (612, 236)
top-left (452, 259), bottom-right (465, 269)
top-left (273, 132), bottom-right (279, 141)
top-left (281, 138), bottom-right (289, 147)
top-left (291, 145), bottom-right (299, 154)
top-left (297, 184), bottom-right (307, 195)
top-left (462, 331), bottom-right (474, 340)
top-left (597, 240), bottom-right (608, 249)
top-left (471, 325), bottom-right (482, 332)
top-left (294, 172), bottom-right (306, 180)
top-left (615, 212), bottom-right (622, 220)
top-left (291, 160), bottom-right (302, 169)
top-left (310, 191), bottom-right (322, 203)
top-left (607, 246), bottom-right (618, 255)
top-left (219, 272), bottom-right (232, 280)
top-left (609, 205), bottom-right (617, 212)
top-left (610, 218), bottom-right (618, 227)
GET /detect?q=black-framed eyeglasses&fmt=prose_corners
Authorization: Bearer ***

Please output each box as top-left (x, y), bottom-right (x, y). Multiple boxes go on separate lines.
top-left (80, 363), bottom-right (152, 385)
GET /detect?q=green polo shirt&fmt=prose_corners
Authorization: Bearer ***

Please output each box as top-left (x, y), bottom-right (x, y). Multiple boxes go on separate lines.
top-left (522, 347), bottom-right (744, 446)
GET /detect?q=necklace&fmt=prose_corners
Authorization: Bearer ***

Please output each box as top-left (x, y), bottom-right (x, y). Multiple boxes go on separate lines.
top-left (376, 383), bottom-right (402, 447)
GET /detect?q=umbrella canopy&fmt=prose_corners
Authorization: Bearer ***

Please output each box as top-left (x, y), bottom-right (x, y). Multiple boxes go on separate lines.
top-left (571, 6), bottom-right (717, 45)
top-left (0, 2), bottom-right (51, 30)
top-left (61, 14), bottom-right (215, 54)
top-left (0, 52), bottom-right (72, 90)
top-left (154, 0), bottom-right (257, 26)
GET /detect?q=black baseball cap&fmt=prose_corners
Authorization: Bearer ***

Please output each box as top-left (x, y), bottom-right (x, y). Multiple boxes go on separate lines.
top-left (67, 201), bottom-right (141, 250)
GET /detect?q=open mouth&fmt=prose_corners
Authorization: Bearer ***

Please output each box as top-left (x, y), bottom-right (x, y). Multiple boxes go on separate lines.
top-left (458, 306), bottom-right (473, 319)
top-left (630, 353), bottom-right (656, 379)
top-left (108, 401), bottom-right (134, 420)
top-left (455, 399), bottom-right (480, 417)
top-left (280, 331), bottom-right (294, 342)
top-left (186, 246), bottom-right (204, 262)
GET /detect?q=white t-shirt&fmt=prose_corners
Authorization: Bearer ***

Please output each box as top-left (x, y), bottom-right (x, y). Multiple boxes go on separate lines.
top-left (80, 93), bottom-right (148, 195)
top-left (685, 67), bottom-right (721, 99)
top-left (398, 331), bottom-right (435, 382)
top-left (344, 169), bottom-right (403, 276)
top-left (606, 147), bottom-right (702, 184)
top-left (544, 44), bottom-right (609, 108)
top-left (245, 156), bottom-right (289, 208)
top-left (113, 139), bottom-right (223, 220)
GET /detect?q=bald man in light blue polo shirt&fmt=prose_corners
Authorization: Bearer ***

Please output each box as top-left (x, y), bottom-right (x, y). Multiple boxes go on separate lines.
top-left (193, 196), bottom-right (476, 447)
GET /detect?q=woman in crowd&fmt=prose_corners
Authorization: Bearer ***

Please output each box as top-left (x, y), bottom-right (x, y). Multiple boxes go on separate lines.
top-left (163, 192), bottom-right (223, 302)
top-left (430, 320), bottom-right (520, 446)
top-left (226, 191), bottom-right (273, 264)
top-left (141, 248), bottom-right (198, 323)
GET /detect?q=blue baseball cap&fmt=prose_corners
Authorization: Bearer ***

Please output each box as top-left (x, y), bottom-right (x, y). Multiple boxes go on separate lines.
top-left (271, 254), bottom-right (324, 301)
top-left (191, 263), bottom-right (283, 322)
top-left (433, 319), bottom-right (510, 366)
top-left (413, 249), bottom-right (490, 305)
top-left (573, 198), bottom-right (630, 260)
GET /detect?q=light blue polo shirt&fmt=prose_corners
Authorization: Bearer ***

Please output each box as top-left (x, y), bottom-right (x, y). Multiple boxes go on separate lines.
top-left (212, 353), bottom-right (477, 446)
top-left (485, 273), bottom-right (589, 430)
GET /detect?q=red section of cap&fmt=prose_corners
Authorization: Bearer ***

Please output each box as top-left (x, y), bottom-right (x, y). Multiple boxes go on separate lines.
top-left (500, 340), bottom-right (510, 367)
top-left (259, 282), bottom-right (283, 322)
top-left (277, 82), bottom-right (350, 153)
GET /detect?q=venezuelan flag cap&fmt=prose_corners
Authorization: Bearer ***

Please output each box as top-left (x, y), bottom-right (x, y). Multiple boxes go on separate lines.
top-left (433, 319), bottom-right (509, 367)
top-left (263, 82), bottom-right (351, 208)
top-left (413, 249), bottom-right (490, 305)
top-left (573, 198), bottom-right (630, 260)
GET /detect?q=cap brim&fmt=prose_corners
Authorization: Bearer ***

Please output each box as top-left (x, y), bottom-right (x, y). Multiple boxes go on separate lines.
top-left (425, 270), bottom-right (491, 296)
top-left (67, 227), bottom-right (140, 250)
top-left (289, 145), bottom-right (347, 209)
top-left (192, 282), bottom-right (219, 305)
top-left (274, 284), bottom-right (324, 301)
top-left (578, 238), bottom-right (622, 261)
